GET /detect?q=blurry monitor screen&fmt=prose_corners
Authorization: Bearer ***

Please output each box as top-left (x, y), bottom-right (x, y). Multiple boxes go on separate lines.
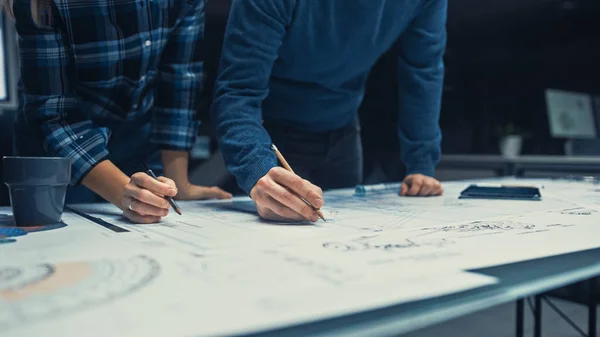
top-left (546, 89), bottom-right (597, 139)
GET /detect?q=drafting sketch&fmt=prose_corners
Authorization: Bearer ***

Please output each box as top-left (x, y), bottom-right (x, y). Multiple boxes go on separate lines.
top-left (553, 207), bottom-right (597, 216)
top-left (0, 255), bottom-right (159, 330)
top-left (415, 220), bottom-right (537, 238)
top-left (323, 237), bottom-right (455, 253)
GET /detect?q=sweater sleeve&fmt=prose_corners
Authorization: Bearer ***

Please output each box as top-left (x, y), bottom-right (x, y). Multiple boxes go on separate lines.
top-left (395, 0), bottom-right (447, 177)
top-left (210, 0), bottom-right (296, 195)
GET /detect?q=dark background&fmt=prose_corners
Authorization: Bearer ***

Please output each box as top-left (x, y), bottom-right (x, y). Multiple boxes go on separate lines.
top-left (2, 0), bottom-right (600, 204)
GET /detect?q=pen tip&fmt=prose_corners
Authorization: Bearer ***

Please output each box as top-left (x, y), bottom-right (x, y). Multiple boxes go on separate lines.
top-left (175, 209), bottom-right (182, 215)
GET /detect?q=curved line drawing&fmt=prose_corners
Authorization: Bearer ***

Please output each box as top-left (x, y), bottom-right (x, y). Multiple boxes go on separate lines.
top-left (0, 255), bottom-right (160, 330)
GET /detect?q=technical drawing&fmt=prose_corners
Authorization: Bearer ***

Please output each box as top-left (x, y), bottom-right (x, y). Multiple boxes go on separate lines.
top-left (323, 236), bottom-right (455, 253)
top-left (0, 255), bottom-right (159, 330)
top-left (414, 220), bottom-right (537, 239)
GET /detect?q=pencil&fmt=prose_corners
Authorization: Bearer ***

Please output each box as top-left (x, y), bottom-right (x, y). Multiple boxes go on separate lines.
top-left (271, 144), bottom-right (326, 222)
top-left (141, 164), bottom-right (182, 215)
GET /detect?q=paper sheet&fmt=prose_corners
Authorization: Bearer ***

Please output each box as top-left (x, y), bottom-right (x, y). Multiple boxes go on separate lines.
top-left (1, 251), bottom-right (495, 337)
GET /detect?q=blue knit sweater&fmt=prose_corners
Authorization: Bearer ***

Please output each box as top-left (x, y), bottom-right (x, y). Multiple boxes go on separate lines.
top-left (212, 0), bottom-right (447, 194)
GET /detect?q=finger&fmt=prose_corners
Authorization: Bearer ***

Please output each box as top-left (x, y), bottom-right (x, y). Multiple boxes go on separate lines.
top-left (269, 182), bottom-right (319, 221)
top-left (400, 182), bottom-right (408, 196)
top-left (123, 184), bottom-right (170, 209)
top-left (205, 186), bottom-right (233, 199)
top-left (420, 181), bottom-right (433, 196)
top-left (431, 182), bottom-right (444, 196)
top-left (128, 198), bottom-right (169, 217)
top-left (268, 167), bottom-right (323, 208)
top-left (259, 207), bottom-right (306, 222)
top-left (123, 209), bottom-right (161, 224)
top-left (157, 176), bottom-right (177, 190)
top-left (131, 172), bottom-right (177, 197)
top-left (407, 179), bottom-right (422, 196)
top-left (260, 197), bottom-right (307, 222)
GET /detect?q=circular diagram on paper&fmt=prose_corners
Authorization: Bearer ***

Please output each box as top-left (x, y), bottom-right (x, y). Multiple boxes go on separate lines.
top-left (0, 255), bottom-right (160, 329)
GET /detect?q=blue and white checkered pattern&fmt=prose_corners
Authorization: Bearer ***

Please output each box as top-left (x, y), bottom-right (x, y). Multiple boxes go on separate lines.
top-left (13, 0), bottom-right (204, 185)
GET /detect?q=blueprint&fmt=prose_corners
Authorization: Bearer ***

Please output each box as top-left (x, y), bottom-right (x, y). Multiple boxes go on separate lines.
top-left (3, 177), bottom-right (600, 336)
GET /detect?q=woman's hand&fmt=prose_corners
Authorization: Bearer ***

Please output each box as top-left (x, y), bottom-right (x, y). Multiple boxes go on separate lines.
top-left (121, 172), bottom-right (178, 224)
top-left (175, 181), bottom-right (232, 201)
top-left (159, 150), bottom-right (232, 201)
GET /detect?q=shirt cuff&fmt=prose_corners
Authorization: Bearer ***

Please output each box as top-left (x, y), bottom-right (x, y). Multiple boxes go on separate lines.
top-left (45, 128), bottom-right (111, 186)
top-left (150, 111), bottom-right (199, 151)
top-left (237, 155), bottom-right (278, 195)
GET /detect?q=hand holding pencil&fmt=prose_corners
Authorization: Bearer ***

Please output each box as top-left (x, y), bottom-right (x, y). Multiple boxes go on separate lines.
top-left (249, 145), bottom-right (326, 222)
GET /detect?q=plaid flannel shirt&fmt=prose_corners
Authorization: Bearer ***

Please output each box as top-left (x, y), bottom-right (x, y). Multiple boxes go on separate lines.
top-left (13, 0), bottom-right (204, 185)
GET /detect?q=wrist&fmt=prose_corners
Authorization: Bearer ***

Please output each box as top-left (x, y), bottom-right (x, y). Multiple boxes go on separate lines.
top-left (82, 160), bottom-right (130, 209)
top-left (160, 150), bottom-right (190, 189)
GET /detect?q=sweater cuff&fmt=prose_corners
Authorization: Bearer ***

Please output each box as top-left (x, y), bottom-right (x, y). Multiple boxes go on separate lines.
top-left (405, 162), bottom-right (435, 178)
top-left (238, 155), bottom-right (279, 195)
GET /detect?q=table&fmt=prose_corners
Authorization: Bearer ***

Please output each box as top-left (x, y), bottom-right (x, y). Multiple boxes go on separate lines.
top-left (3, 177), bottom-right (600, 337)
top-left (439, 155), bottom-right (600, 177)
top-left (241, 248), bottom-right (600, 337)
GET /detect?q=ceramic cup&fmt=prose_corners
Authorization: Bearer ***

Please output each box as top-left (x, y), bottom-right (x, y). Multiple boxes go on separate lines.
top-left (2, 156), bottom-right (71, 226)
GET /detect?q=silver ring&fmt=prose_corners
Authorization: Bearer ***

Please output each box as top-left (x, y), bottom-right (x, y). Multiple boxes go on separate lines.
top-left (128, 200), bottom-right (134, 211)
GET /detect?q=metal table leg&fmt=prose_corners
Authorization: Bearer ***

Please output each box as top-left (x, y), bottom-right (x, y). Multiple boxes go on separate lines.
top-left (535, 295), bottom-right (542, 337)
top-left (590, 278), bottom-right (597, 337)
top-left (517, 299), bottom-right (525, 337)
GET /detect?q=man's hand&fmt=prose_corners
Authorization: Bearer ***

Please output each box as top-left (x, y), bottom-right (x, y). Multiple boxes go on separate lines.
top-left (121, 173), bottom-right (179, 224)
top-left (250, 167), bottom-right (323, 222)
top-left (175, 182), bottom-right (232, 201)
top-left (401, 174), bottom-right (443, 197)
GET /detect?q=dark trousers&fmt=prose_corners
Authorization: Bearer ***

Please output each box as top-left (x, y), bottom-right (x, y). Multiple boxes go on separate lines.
top-left (263, 118), bottom-right (363, 190)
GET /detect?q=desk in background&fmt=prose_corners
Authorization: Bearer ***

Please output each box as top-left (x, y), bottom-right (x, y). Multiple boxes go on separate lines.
top-left (437, 155), bottom-right (600, 181)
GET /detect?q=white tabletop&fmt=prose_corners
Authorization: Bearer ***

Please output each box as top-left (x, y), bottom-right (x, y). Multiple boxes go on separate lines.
top-left (3, 177), bottom-right (600, 337)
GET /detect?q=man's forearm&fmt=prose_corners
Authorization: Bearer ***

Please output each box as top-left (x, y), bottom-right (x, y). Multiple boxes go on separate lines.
top-left (160, 150), bottom-right (190, 188)
top-left (82, 160), bottom-right (130, 209)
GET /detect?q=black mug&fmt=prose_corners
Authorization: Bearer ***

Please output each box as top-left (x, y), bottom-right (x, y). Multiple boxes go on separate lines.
top-left (2, 156), bottom-right (71, 226)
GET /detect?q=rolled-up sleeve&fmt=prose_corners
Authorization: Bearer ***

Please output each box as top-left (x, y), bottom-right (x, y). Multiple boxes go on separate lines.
top-left (150, 0), bottom-right (204, 151)
top-left (14, 1), bottom-right (110, 185)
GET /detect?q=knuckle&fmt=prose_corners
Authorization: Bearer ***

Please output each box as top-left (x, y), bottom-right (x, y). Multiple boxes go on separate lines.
top-left (272, 204), bottom-right (287, 216)
top-left (123, 184), bottom-right (134, 195)
top-left (138, 189), bottom-right (154, 202)
top-left (268, 167), bottom-right (280, 177)
top-left (291, 176), bottom-right (303, 189)
top-left (256, 178), bottom-right (269, 190)
top-left (131, 172), bottom-right (145, 182)
top-left (280, 190), bottom-right (294, 203)
top-left (301, 204), bottom-right (312, 218)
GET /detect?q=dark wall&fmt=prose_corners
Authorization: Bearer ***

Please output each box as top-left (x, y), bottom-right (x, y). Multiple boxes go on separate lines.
top-left (443, 0), bottom-right (600, 154)
top-left (361, 0), bottom-right (600, 159)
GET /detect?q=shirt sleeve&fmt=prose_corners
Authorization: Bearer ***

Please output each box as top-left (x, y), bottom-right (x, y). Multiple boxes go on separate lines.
top-left (211, 0), bottom-right (296, 195)
top-left (150, 0), bottom-right (204, 152)
top-left (14, 1), bottom-right (110, 186)
top-left (396, 0), bottom-right (447, 177)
